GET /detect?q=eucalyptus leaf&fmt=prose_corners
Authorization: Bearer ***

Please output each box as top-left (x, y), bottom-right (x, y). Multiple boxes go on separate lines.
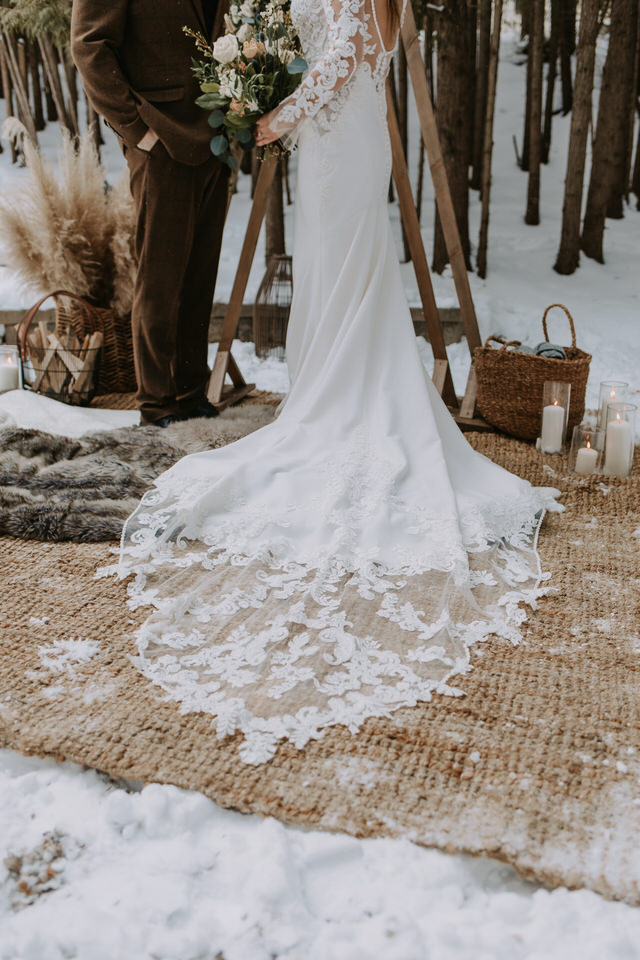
top-left (197, 93), bottom-right (228, 110)
top-left (235, 127), bottom-right (254, 144)
top-left (208, 109), bottom-right (225, 129)
top-left (287, 57), bottom-right (308, 75)
top-left (210, 134), bottom-right (229, 157)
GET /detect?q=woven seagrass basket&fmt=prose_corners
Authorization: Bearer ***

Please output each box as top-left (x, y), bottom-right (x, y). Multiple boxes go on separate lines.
top-left (55, 292), bottom-right (136, 395)
top-left (474, 304), bottom-right (591, 441)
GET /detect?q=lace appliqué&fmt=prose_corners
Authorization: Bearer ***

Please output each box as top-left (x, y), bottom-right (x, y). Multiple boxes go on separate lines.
top-left (115, 430), bottom-right (560, 766)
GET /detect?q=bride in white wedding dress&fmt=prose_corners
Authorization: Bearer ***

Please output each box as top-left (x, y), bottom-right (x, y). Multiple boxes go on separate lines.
top-left (118, 0), bottom-right (561, 764)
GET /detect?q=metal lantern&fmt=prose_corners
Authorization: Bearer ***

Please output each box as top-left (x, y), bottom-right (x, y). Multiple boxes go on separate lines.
top-left (253, 254), bottom-right (293, 360)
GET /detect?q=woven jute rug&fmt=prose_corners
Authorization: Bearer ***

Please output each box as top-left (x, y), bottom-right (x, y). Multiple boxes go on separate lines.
top-left (1, 433), bottom-right (639, 905)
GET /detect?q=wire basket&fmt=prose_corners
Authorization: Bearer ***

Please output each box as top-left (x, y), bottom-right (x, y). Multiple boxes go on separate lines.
top-left (253, 255), bottom-right (293, 360)
top-left (17, 291), bottom-right (104, 406)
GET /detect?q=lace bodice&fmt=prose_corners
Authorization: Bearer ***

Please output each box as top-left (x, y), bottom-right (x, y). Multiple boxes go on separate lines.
top-left (270, 0), bottom-right (401, 137)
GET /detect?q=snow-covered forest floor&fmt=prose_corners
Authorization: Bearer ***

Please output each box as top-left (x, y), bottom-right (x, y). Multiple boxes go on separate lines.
top-left (1, 21), bottom-right (640, 960)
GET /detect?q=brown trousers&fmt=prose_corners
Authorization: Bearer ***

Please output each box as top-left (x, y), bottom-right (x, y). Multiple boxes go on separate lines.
top-left (125, 142), bottom-right (228, 422)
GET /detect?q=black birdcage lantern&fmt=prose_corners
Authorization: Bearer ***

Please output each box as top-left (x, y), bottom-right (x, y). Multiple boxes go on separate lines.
top-left (253, 254), bottom-right (293, 360)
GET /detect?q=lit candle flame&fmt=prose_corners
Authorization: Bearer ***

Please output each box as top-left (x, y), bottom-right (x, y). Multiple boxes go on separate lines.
top-left (586, 440), bottom-right (591, 450)
top-left (616, 412), bottom-right (622, 422)
top-left (553, 398), bottom-right (558, 406)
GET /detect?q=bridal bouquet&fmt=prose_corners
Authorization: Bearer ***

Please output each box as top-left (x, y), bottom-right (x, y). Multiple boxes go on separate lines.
top-left (185, 0), bottom-right (307, 169)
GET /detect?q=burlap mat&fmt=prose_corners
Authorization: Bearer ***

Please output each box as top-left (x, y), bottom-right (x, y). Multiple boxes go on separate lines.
top-left (1, 436), bottom-right (639, 904)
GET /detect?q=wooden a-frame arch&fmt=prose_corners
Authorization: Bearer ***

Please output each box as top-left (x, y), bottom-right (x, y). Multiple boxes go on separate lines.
top-left (208, 4), bottom-right (487, 430)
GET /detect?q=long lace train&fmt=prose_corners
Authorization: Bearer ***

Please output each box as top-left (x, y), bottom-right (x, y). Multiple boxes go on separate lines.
top-left (113, 0), bottom-right (562, 764)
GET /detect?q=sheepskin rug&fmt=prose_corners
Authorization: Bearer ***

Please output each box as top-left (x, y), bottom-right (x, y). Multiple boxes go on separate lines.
top-left (0, 405), bottom-right (275, 542)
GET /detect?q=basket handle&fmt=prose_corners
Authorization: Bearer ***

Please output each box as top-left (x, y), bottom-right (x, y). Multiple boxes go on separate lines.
top-left (483, 335), bottom-right (523, 350)
top-left (17, 290), bottom-right (101, 362)
top-left (542, 303), bottom-right (576, 348)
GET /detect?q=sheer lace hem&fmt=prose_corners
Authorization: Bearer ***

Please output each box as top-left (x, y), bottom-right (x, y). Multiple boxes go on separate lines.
top-left (109, 485), bottom-right (560, 765)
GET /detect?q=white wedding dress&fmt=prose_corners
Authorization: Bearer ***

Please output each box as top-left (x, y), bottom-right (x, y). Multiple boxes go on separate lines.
top-left (117, 0), bottom-right (560, 764)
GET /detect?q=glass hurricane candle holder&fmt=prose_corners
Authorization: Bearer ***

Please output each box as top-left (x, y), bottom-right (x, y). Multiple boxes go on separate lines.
top-left (539, 381), bottom-right (571, 454)
top-left (0, 345), bottom-right (19, 393)
top-left (568, 424), bottom-right (604, 475)
top-left (598, 381), bottom-right (628, 430)
top-left (603, 402), bottom-right (637, 478)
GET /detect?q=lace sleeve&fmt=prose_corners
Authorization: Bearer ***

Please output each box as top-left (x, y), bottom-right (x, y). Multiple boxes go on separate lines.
top-left (268, 0), bottom-right (367, 138)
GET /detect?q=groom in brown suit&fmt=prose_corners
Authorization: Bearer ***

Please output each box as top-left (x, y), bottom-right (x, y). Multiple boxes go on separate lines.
top-left (71, 0), bottom-right (228, 426)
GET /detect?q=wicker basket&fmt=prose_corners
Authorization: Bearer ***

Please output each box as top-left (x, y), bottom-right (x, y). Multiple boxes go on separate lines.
top-left (474, 304), bottom-right (591, 441)
top-left (17, 291), bottom-right (105, 406)
top-left (54, 293), bottom-right (136, 395)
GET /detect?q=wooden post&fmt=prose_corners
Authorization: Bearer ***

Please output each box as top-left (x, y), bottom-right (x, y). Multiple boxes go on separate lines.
top-left (401, 3), bottom-right (482, 356)
top-left (386, 82), bottom-right (457, 408)
top-left (207, 154), bottom-right (279, 406)
top-left (401, 3), bottom-right (484, 424)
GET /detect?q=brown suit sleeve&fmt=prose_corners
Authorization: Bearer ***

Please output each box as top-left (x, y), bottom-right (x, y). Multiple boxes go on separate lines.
top-left (70, 0), bottom-right (148, 147)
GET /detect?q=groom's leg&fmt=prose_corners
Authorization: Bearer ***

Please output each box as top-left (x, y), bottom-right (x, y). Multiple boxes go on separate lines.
top-left (127, 144), bottom-right (202, 423)
top-left (174, 161), bottom-right (229, 412)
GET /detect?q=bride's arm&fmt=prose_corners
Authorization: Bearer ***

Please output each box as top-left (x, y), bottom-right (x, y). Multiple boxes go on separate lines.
top-left (255, 0), bottom-right (367, 144)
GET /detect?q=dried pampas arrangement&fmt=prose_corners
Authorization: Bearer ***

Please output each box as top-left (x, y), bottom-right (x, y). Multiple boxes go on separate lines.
top-left (0, 123), bottom-right (136, 319)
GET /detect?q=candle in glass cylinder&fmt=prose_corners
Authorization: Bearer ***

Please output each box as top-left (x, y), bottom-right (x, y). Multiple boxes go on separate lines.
top-left (599, 381), bottom-right (628, 430)
top-left (575, 440), bottom-right (598, 475)
top-left (541, 398), bottom-right (566, 453)
top-left (0, 347), bottom-right (19, 393)
top-left (604, 412), bottom-right (633, 477)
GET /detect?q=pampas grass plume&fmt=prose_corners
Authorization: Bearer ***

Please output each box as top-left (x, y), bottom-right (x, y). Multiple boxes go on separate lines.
top-left (0, 126), bottom-right (135, 317)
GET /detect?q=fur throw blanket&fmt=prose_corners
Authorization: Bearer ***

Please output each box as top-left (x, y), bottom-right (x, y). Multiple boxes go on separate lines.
top-left (0, 405), bottom-right (274, 542)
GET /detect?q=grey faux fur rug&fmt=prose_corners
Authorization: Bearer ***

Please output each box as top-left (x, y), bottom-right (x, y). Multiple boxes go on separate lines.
top-left (0, 405), bottom-right (275, 542)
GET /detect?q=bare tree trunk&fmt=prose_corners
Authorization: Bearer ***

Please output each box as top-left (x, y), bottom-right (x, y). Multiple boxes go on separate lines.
top-left (623, 7), bottom-right (640, 201)
top-left (0, 38), bottom-right (14, 160)
top-left (554, 0), bottom-right (600, 274)
top-left (521, 32), bottom-right (532, 170)
top-left (467, 0), bottom-right (478, 168)
top-left (265, 159), bottom-right (285, 263)
top-left (631, 114), bottom-right (640, 208)
top-left (542, 0), bottom-right (561, 162)
top-left (559, 0), bottom-right (576, 113)
top-left (581, 0), bottom-right (638, 261)
top-left (525, 0), bottom-right (544, 223)
top-left (471, 0), bottom-right (492, 189)
top-left (27, 39), bottom-right (45, 132)
top-left (477, 0), bottom-right (504, 277)
top-left (1, 32), bottom-right (38, 143)
top-left (432, 0), bottom-right (472, 273)
top-left (38, 36), bottom-right (72, 132)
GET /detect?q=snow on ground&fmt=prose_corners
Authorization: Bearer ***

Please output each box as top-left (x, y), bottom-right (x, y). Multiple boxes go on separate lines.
top-left (3, 750), bottom-right (640, 960)
top-left (1, 18), bottom-right (640, 958)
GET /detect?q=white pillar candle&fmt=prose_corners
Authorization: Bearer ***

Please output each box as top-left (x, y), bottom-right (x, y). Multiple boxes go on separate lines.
top-left (600, 386), bottom-right (619, 429)
top-left (575, 443), bottom-right (598, 475)
top-left (604, 416), bottom-right (633, 477)
top-left (0, 355), bottom-right (19, 393)
top-left (541, 401), bottom-right (565, 453)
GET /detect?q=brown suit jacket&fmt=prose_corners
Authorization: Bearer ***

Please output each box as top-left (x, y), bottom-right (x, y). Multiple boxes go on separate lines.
top-left (71, 0), bottom-right (227, 166)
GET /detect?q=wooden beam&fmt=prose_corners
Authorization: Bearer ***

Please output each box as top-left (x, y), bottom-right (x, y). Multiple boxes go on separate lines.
top-left (401, 3), bottom-right (482, 364)
top-left (208, 153), bottom-right (278, 405)
top-left (386, 81), bottom-right (457, 408)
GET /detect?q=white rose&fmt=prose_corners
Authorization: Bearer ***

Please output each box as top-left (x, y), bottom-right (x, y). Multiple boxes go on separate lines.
top-left (239, 0), bottom-right (255, 18)
top-left (236, 23), bottom-right (253, 42)
top-left (212, 34), bottom-right (239, 64)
